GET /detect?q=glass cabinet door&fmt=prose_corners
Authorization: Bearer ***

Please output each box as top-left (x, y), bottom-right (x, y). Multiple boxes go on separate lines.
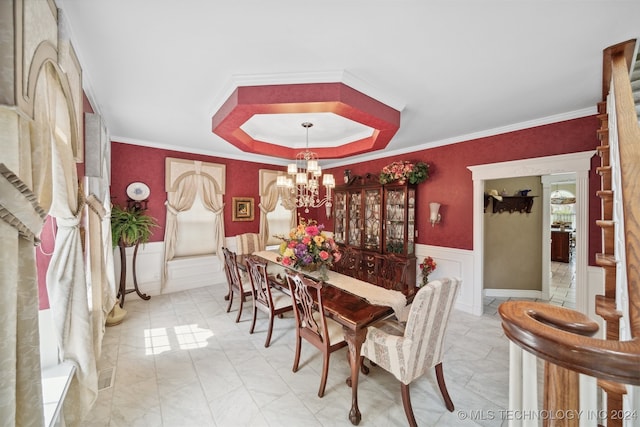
top-left (363, 188), bottom-right (382, 251)
top-left (347, 190), bottom-right (362, 247)
top-left (407, 188), bottom-right (416, 256)
top-left (333, 191), bottom-right (347, 244)
top-left (384, 186), bottom-right (407, 255)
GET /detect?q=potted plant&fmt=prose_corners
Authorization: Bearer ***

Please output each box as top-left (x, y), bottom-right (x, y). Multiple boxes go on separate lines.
top-left (110, 205), bottom-right (159, 247)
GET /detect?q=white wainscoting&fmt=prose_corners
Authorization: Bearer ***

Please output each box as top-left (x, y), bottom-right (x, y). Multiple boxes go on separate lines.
top-left (415, 244), bottom-right (476, 315)
top-left (113, 241), bottom-right (230, 297)
top-left (113, 241), bottom-right (164, 297)
top-left (165, 254), bottom-right (225, 294)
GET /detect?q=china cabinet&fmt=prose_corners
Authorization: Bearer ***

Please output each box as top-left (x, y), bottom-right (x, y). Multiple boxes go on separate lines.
top-left (551, 230), bottom-right (570, 263)
top-left (333, 177), bottom-right (417, 288)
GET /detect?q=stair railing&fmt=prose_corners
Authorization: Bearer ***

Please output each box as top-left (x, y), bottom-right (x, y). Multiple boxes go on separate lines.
top-left (499, 39), bottom-right (640, 427)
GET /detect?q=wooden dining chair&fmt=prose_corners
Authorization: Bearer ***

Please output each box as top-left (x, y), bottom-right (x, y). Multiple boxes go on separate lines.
top-left (245, 256), bottom-right (293, 347)
top-left (285, 272), bottom-right (348, 397)
top-left (222, 247), bottom-right (253, 323)
top-left (361, 278), bottom-right (461, 427)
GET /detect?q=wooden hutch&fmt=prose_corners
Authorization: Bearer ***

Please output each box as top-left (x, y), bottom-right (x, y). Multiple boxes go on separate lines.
top-left (333, 173), bottom-right (417, 290)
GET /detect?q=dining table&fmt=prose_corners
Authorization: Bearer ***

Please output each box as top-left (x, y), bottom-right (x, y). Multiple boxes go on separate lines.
top-left (237, 250), bottom-right (417, 425)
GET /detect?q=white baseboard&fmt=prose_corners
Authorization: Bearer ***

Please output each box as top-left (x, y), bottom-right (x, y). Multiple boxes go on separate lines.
top-left (484, 289), bottom-right (542, 299)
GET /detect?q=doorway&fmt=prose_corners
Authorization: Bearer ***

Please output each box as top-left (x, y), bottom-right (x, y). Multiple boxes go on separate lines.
top-left (543, 175), bottom-right (577, 308)
top-left (468, 151), bottom-right (594, 315)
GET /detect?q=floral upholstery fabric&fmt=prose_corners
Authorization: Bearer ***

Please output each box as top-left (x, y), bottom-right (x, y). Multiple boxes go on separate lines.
top-left (361, 278), bottom-right (460, 385)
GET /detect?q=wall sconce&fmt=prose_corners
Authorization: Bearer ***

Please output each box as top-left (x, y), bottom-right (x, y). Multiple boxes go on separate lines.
top-left (429, 202), bottom-right (441, 226)
top-left (344, 169), bottom-right (351, 183)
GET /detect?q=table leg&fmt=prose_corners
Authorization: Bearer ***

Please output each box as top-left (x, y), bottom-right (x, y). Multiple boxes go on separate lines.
top-left (344, 326), bottom-right (367, 425)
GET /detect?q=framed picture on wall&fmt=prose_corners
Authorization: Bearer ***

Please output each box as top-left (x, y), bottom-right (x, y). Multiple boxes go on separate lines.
top-left (232, 197), bottom-right (254, 221)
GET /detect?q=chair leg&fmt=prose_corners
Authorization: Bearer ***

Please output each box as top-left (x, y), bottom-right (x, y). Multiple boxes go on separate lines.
top-left (400, 383), bottom-right (417, 427)
top-left (318, 353), bottom-right (330, 398)
top-left (435, 362), bottom-right (454, 411)
top-left (249, 303), bottom-right (258, 334)
top-left (264, 313), bottom-right (274, 348)
top-left (235, 293), bottom-right (244, 323)
top-left (226, 289), bottom-right (233, 313)
top-left (292, 336), bottom-right (301, 373)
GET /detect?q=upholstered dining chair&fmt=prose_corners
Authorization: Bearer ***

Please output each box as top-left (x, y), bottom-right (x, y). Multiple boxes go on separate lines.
top-left (361, 277), bottom-right (461, 427)
top-left (245, 256), bottom-right (293, 347)
top-left (235, 232), bottom-right (264, 255)
top-left (285, 272), bottom-right (348, 397)
top-left (222, 247), bottom-right (253, 323)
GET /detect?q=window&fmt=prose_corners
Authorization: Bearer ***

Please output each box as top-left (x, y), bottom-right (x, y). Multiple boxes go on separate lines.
top-left (174, 192), bottom-right (218, 257)
top-left (265, 196), bottom-right (292, 246)
top-left (550, 189), bottom-right (576, 229)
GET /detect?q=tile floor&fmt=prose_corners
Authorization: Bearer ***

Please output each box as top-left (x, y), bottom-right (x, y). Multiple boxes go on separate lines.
top-left (549, 253), bottom-right (576, 308)
top-left (85, 258), bottom-right (575, 427)
top-left (86, 283), bottom-right (515, 427)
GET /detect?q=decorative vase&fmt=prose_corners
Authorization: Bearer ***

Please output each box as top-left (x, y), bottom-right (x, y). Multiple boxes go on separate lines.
top-left (301, 262), bottom-right (329, 281)
top-left (421, 274), bottom-right (429, 287)
top-left (318, 263), bottom-right (329, 281)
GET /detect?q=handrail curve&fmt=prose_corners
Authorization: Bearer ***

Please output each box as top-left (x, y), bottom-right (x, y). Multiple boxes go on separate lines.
top-left (499, 301), bottom-right (640, 386)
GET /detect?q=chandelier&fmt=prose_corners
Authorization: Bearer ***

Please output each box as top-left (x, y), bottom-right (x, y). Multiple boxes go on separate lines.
top-left (276, 122), bottom-right (335, 216)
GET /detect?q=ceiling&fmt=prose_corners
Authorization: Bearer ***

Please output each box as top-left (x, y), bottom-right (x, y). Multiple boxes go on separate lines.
top-left (56, 0), bottom-right (640, 168)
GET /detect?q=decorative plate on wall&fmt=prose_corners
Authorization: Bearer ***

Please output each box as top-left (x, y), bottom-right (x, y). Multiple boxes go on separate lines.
top-left (126, 182), bottom-right (150, 201)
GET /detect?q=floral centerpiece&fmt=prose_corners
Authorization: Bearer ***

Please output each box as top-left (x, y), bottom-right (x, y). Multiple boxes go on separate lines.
top-left (419, 256), bottom-right (437, 287)
top-left (379, 161), bottom-right (429, 185)
top-left (277, 218), bottom-right (342, 280)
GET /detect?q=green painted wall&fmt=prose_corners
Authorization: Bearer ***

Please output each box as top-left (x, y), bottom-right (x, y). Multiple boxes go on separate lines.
top-left (484, 176), bottom-right (543, 291)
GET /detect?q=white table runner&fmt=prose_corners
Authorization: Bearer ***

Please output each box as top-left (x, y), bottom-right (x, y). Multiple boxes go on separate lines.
top-left (254, 250), bottom-right (407, 319)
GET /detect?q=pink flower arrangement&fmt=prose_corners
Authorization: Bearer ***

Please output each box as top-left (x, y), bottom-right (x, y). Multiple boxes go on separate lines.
top-left (277, 218), bottom-right (341, 270)
top-left (379, 160), bottom-right (429, 185)
top-left (419, 256), bottom-right (437, 287)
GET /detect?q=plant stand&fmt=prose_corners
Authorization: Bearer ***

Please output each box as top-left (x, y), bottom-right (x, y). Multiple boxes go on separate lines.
top-left (118, 240), bottom-right (151, 308)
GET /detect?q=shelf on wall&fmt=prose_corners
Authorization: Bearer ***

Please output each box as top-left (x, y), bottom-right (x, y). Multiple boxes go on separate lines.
top-left (485, 195), bottom-right (536, 214)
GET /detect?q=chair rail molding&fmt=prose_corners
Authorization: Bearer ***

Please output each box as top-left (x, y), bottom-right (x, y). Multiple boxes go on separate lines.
top-left (468, 151), bottom-right (595, 315)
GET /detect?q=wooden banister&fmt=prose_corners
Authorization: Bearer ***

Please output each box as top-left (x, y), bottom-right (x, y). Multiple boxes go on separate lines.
top-left (500, 38), bottom-right (640, 423)
top-left (499, 301), bottom-right (640, 385)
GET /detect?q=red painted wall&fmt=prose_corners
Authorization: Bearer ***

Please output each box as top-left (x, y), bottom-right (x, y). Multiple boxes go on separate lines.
top-left (110, 115), bottom-right (602, 264)
top-left (325, 116), bottom-right (601, 264)
top-left (109, 143), bottom-right (278, 239)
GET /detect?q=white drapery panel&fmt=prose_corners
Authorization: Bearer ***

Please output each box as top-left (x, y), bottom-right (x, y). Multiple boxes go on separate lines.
top-left (258, 170), bottom-right (296, 245)
top-left (85, 193), bottom-right (115, 358)
top-left (199, 174), bottom-right (225, 257)
top-left (259, 182), bottom-right (279, 246)
top-left (163, 161), bottom-right (226, 287)
top-left (0, 164), bottom-right (48, 427)
top-left (163, 174), bottom-right (198, 286)
top-left (43, 66), bottom-right (97, 427)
